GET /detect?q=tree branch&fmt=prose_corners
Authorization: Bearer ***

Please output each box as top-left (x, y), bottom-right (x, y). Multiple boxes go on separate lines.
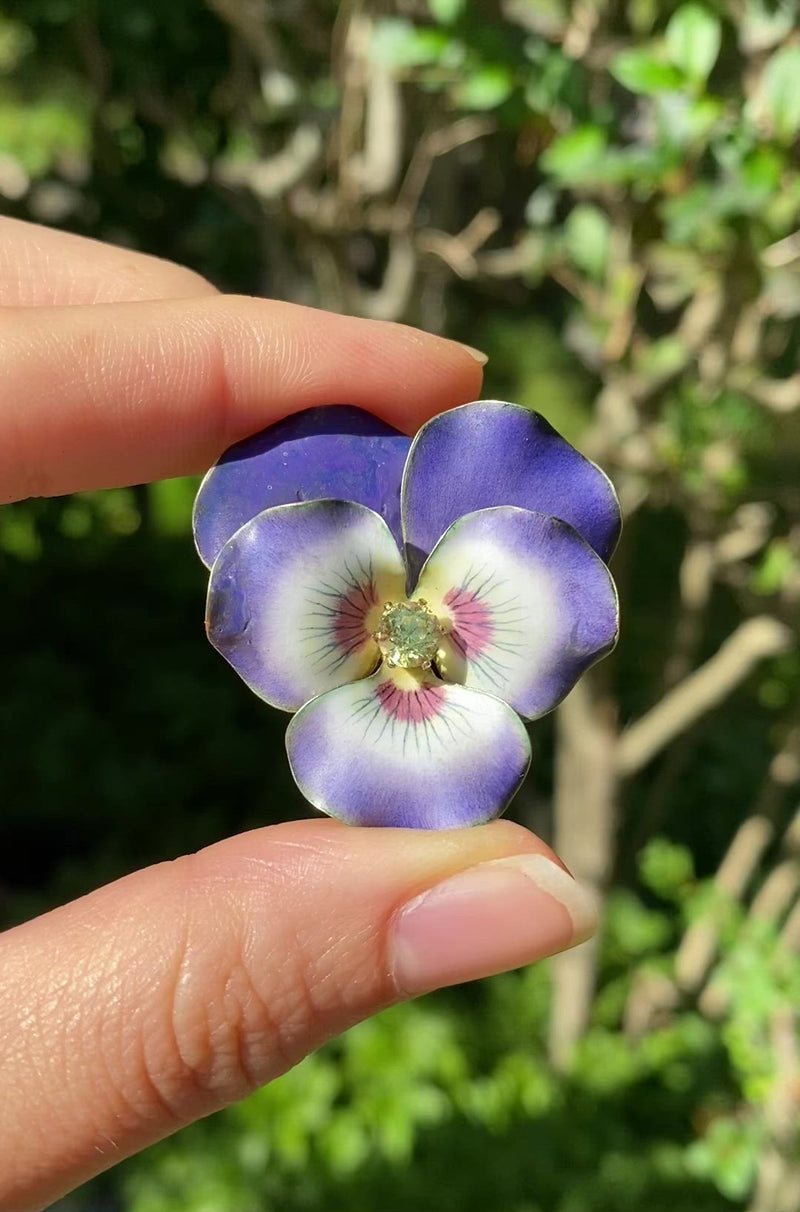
top-left (616, 617), bottom-right (794, 777)
top-left (396, 117), bottom-right (495, 220)
top-left (349, 47), bottom-right (404, 197)
top-left (676, 815), bottom-right (775, 995)
top-left (355, 235), bottom-right (417, 321)
top-left (216, 125), bottom-right (322, 199)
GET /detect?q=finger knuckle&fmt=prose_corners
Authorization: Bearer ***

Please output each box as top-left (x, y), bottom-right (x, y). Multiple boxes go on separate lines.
top-left (136, 858), bottom-right (325, 1115)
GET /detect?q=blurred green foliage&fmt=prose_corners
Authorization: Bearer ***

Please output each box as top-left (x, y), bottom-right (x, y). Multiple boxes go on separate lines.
top-left (2, 0), bottom-right (800, 1210)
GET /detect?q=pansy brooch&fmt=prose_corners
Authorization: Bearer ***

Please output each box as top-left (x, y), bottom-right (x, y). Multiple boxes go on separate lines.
top-left (194, 401), bottom-right (620, 829)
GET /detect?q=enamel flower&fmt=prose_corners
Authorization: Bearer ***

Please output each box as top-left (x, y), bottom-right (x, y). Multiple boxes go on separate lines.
top-left (194, 401), bottom-right (620, 829)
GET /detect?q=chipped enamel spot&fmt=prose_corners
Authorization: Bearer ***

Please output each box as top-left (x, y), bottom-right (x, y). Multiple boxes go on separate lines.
top-left (374, 599), bottom-right (443, 669)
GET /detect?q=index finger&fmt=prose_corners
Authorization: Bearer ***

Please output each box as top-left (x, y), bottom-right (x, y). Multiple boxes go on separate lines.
top-left (0, 294), bottom-right (485, 502)
top-left (0, 217), bottom-right (215, 305)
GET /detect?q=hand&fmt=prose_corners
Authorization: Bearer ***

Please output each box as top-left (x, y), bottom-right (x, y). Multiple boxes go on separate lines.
top-left (0, 219), bottom-right (598, 1211)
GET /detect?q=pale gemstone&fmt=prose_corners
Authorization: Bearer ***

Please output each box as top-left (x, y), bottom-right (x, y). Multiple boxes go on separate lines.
top-left (375, 600), bottom-right (443, 669)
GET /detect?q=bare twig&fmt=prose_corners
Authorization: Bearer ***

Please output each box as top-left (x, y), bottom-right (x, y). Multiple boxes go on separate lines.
top-left (549, 678), bottom-right (617, 1067)
top-left (356, 235), bottom-right (417, 321)
top-left (762, 229), bottom-right (800, 268)
top-left (633, 505), bottom-right (778, 845)
top-left (616, 278), bottom-right (725, 412)
top-left (616, 617), bottom-right (794, 778)
top-left (624, 971), bottom-right (679, 1039)
top-left (677, 816), bottom-right (775, 995)
top-left (781, 896), bottom-right (800, 952)
top-left (744, 374), bottom-right (800, 414)
top-left (335, 6), bottom-right (369, 204)
top-left (665, 539), bottom-right (716, 687)
top-left (749, 1006), bottom-right (800, 1212)
top-left (416, 208), bottom-right (501, 278)
top-left (476, 237), bottom-right (543, 278)
top-left (205, 0), bottom-right (282, 65)
top-left (397, 117), bottom-right (495, 220)
top-left (350, 51), bottom-right (404, 197)
top-left (562, 0), bottom-right (601, 59)
top-left (215, 125), bottom-right (322, 198)
top-left (750, 860), bottom-right (800, 921)
top-left (715, 503), bottom-right (775, 566)
top-left (627, 733), bottom-right (800, 1035)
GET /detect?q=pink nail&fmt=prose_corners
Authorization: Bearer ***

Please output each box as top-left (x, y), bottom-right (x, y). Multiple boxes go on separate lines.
top-left (392, 853), bottom-right (598, 995)
top-left (455, 342), bottom-right (488, 365)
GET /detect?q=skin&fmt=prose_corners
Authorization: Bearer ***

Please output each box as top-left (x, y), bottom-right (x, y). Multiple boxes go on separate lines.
top-left (0, 219), bottom-right (594, 1211)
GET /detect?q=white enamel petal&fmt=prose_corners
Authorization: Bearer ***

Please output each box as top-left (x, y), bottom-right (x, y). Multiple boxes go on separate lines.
top-left (286, 666), bottom-right (531, 828)
top-left (207, 501), bottom-right (407, 711)
top-left (414, 507), bottom-right (618, 719)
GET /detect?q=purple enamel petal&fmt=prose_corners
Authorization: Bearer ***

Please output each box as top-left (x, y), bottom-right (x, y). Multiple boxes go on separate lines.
top-left (286, 667), bottom-right (531, 829)
top-left (414, 506), bottom-right (619, 720)
top-left (194, 406), bottom-right (411, 569)
top-left (207, 500), bottom-right (406, 712)
top-left (401, 400), bottom-right (621, 580)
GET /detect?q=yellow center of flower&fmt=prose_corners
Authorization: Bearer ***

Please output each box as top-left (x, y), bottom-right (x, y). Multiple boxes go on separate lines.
top-left (374, 599), bottom-right (443, 669)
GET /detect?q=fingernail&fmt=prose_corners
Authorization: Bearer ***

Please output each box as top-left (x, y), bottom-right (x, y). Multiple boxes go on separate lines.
top-left (392, 853), bottom-right (598, 995)
top-left (456, 342), bottom-right (488, 365)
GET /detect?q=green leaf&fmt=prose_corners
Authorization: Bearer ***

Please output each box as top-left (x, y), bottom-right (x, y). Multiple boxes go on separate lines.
top-left (610, 48), bottom-right (685, 94)
top-left (525, 185), bottom-right (557, 226)
top-left (630, 0), bottom-right (660, 33)
top-left (0, 16), bottom-right (34, 71)
top-left (686, 1117), bottom-right (762, 1201)
top-left (523, 46), bottom-right (570, 113)
top-left (604, 889), bottom-right (673, 959)
top-left (564, 203), bottom-right (610, 279)
top-left (428, 0), bottom-right (464, 24)
top-left (0, 95), bottom-right (91, 177)
top-left (660, 182), bottom-right (718, 244)
top-left (665, 5), bottom-right (721, 83)
top-left (452, 65), bottom-right (513, 110)
top-left (682, 95), bottom-right (724, 141)
top-left (751, 540), bottom-right (796, 595)
top-left (148, 477), bottom-right (198, 537)
top-left (639, 837), bottom-right (695, 901)
top-left (759, 45), bottom-right (800, 142)
top-left (0, 506), bottom-right (42, 561)
top-left (540, 125), bottom-right (608, 183)
top-left (573, 1028), bottom-right (641, 1093)
top-left (370, 18), bottom-right (451, 69)
top-left (740, 145), bottom-right (784, 195)
top-left (634, 335), bottom-right (688, 378)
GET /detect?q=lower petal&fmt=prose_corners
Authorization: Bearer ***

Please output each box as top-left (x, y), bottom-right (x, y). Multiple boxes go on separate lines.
top-left (286, 666), bottom-right (531, 829)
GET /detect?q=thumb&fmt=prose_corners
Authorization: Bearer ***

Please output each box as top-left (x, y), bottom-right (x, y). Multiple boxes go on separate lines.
top-left (0, 819), bottom-right (596, 1211)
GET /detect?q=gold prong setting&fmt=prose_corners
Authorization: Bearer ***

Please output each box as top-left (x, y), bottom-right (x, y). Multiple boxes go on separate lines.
top-left (373, 598), bottom-right (444, 670)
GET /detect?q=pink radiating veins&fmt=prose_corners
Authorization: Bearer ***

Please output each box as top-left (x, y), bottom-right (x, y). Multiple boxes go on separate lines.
top-left (332, 580), bottom-right (378, 655)
top-left (444, 586), bottom-right (494, 656)
top-left (376, 680), bottom-right (446, 723)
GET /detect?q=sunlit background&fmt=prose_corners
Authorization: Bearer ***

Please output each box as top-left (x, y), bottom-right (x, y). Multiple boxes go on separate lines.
top-left (2, 1), bottom-right (800, 1209)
